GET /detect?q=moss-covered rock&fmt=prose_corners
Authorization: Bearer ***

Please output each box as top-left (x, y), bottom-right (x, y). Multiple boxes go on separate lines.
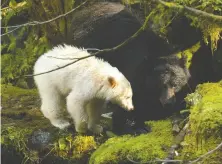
top-left (179, 81), bottom-right (222, 163)
top-left (90, 120), bottom-right (173, 164)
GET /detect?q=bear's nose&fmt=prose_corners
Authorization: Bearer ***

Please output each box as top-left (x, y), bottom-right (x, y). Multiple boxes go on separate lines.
top-left (129, 106), bottom-right (134, 111)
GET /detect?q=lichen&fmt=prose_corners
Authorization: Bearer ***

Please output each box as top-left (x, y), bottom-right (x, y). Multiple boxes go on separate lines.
top-left (90, 120), bottom-right (173, 164)
top-left (179, 81), bottom-right (222, 163)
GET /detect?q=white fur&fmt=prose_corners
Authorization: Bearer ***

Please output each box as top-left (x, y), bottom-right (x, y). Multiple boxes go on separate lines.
top-left (34, 44), bottom-right (133, 134)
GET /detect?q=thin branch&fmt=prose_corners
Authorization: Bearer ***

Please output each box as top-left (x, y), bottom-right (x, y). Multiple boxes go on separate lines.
top-left (40, 147), bottom-right (55, 163)
top-left (174, 122), bottom-right (190, 145)
top-left (127, 155), bottom-right (183, 164)
top-left (127, 155), bottom-right (149, 164)
top-left (156, 159), bottom-right (183, 163)
top-left (155, 0), bottom-right (222, 25)
top-left (24, 11), bottom-right (156, 77)
top-left (1, 22), bottom-right (32, 29)
top-left (25, 0), bottom-right (88, 25)
top-left (84, 48), bottom-right (101, 51)
top-left (47, 48), bottom-right (101, 60)
top-left (47, 56), bottom-right (82, 60)
top-left (162, 122), bottom-right (189, 164)
top-left (25, 50), bottom-right (107, 77)
top-left (0, 0), bottom-right (89, 36)
top-left (127, 142), bottom-right (222, 164)
top-left (1, 26), bottom-right (21, 36)
top-left (189, 142), bottom-right (222, 164)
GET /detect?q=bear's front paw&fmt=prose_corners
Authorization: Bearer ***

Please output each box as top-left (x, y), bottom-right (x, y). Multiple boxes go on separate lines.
top-left (75, 121), bottom-right (88, 134)
top-left (89, 125), bottom-right (103, 134)
top-left (51, 119), bottom-right (71, 129)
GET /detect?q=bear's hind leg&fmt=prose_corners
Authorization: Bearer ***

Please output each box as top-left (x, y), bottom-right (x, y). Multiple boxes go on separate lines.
top-left (66, 92), bottom-right (88, 133)
top-left (40, 89), bottom-right (70, 129)
top-left (86, 99), bottom-right (105, 134)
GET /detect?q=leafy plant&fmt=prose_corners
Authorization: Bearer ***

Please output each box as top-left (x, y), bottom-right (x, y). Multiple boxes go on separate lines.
top-left (1, 0), bottom-right (76, 86)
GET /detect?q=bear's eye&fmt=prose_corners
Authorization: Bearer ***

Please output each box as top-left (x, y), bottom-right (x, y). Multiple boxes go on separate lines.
top-left (170, 81), bottom-right (177, 88)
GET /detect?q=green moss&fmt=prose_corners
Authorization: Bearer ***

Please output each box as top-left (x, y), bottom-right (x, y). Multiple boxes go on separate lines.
top-left (1, 84), bottom-right (39, 109)
top-left (1, 83), bottom-right (37, 97)
top-left (177, 42), bottom-right (201, 68)
top-left (179, 81), bottom-right (222, 163)
top-left (1, 126), bottom-right (40, 163)
top-left (54, 134), bottom-right (97, 159)
top-left (1, 125), bottom-right (97, 163)
top-left (1, 84), bottom-right (102, 163)
top-left (1, 84), bottom-right (51, 162)
top-left (90, 120), bottom-right (173, 164)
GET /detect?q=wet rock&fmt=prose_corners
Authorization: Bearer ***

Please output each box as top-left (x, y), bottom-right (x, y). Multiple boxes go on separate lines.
top-left (29, 130), bottom-right (51, 150)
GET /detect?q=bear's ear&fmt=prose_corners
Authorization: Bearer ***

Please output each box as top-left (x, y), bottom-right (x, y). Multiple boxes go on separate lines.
top-left (108, 77), bottom-right (117, 88)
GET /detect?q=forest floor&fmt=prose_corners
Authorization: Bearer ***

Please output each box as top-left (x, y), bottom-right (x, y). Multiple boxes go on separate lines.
top-left (1, 82), bottom-right (222, 164)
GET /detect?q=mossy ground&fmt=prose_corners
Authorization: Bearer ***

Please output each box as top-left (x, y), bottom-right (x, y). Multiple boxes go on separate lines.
top-left (1, 83), bottom-right (175, 164)
top-left (90, 120), bottom-right (174, 164)
top-left (1, 84), bottom-right (101, 163)
top-left (2, 82), bottom-right (222, 164)
top-left (178, 81), bottom-right (222, 163)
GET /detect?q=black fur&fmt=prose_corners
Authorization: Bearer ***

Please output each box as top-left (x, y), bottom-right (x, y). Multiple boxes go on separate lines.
top-left (112, 55), bottom-right (191, 135)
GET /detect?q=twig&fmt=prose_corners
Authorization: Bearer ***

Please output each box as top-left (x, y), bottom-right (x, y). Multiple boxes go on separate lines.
top-left (127, 142), bottom-right (222, 164)
top-left (24, 0), bottom-right (88, 25)
top-left (162, 122), bottom-right (189, 164)
top-left (84, 48), bottom-right (101, 51)
top-left (174, 122), bottom-right (190, 145)
top-left (189, 142), bottom-right (222, 164)
top-left (1, 26), bottom-right (21, 36)
top-left (24, 11), bottom-right (156, 77)
top-left (25, 50), bottom-right (107, 77)
top-left (155, 0), bottom-right (222, 25)
top-left (155, 14), bottom-right (177, 32)
top-left (156, 158), bottom-right (183, 163)
top-left (47, 48), bottom-right (101, 60)
top-left (0, 0), bottom-right (89, 36)
top-left (127, 155), bottom-right (150, 164)
top-left (40, 147), bottom-right (55, 163)
top-left (127, 155), bottom-right (183, 164)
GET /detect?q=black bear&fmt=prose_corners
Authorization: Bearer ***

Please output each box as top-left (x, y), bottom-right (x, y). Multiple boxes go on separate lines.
top-left (112, 54), bottom-right (191, 134)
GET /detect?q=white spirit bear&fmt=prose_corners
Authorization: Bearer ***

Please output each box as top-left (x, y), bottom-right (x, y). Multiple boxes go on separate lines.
top-left (34, 45), bottom-right (134, 134)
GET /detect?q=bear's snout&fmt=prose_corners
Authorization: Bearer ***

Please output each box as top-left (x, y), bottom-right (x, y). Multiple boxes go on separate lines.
top-left (124, 101), bottom-right (134, 111)
top-left (128, 106), bottom-right (134, 111)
